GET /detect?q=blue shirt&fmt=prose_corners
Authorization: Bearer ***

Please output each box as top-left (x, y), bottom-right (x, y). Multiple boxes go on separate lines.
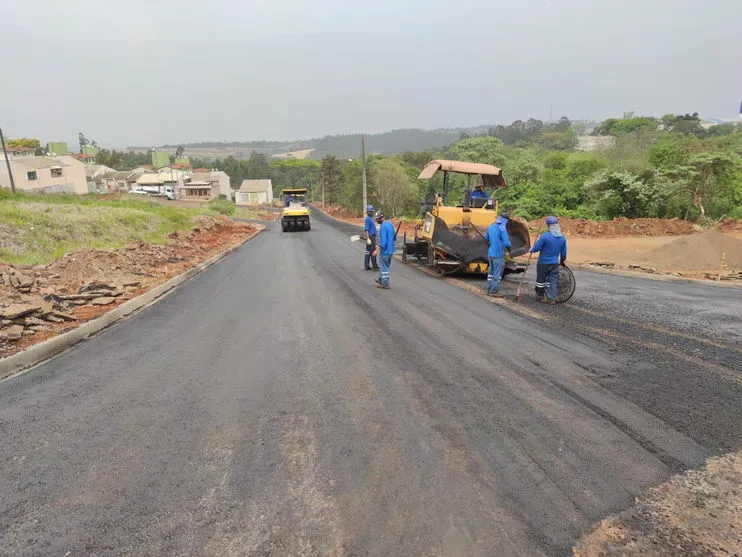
top-left (379, 220), bottom-right (396, 255)
top-left (364, 215), bottom-right (377, 237)
top-left (531, 232), bottom-right (567, 264)
top-left (470, 189), bottom-right (488, 199)
top-left (484, 222), bottom-right (511, 258)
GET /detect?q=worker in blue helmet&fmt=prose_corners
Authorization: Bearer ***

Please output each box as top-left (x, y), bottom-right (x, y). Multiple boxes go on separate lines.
top-left (530, 216), bottom-right (568, 304)
top-left (363, 204), bottom-right (379, 271)
top-left (372, 210), bottom-right (395, 289)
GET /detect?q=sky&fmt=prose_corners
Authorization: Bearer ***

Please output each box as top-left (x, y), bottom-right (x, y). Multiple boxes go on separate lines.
top-left (2, 0), bottom-right (741, 147)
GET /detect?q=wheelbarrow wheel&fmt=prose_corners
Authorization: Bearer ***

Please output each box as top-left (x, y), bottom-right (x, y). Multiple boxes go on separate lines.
top-left (555, 265), bottom-right (576, 304)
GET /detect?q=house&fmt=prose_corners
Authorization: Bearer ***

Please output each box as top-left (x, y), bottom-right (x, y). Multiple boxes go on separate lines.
top-left (236, 179), bottom-right (273, 205)
top-left (0, 155), bottom-right (88, 194)
top-left (85, 164), bottom-right (117, 181)
top-left (5, 147), bottom-right (36, 158)
top-left (70, 153), bottom-right (96, 164)
top-left (180, 171), bottom-right (232, 201)
top-left (99, 171), bottom-right (130, 193)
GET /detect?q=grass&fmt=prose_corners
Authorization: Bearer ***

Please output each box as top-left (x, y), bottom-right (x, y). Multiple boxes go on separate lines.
top-left (0, 192), bottom-right (206, 265)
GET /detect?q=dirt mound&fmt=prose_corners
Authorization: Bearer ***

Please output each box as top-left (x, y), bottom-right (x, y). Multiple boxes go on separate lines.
top-left (646, 230), bottom-right (742, 271)
top-left (532, 217), bottom-right (697, 237)
top-left (716, 218), bottom-right (742, 232)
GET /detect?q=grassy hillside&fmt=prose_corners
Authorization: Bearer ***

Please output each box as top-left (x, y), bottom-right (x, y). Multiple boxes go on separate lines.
top-left (0, 193), bottom-right (207, 265)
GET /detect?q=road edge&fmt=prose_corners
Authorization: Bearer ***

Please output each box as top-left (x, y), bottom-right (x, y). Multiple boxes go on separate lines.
top-left (569, 263), bottom-right (742, 289)
top-left (0, 228), bottom-right (263, 381)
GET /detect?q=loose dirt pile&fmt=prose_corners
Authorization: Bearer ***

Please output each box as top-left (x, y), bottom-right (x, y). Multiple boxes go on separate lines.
top-left (0, 216), bottom-right (259, 358)
top-left (532, 217), bottom-right (698, 237)
top-left (646, 231), bottom-right (742, 271)
top-left (574, 452), bottom-right (742, 556)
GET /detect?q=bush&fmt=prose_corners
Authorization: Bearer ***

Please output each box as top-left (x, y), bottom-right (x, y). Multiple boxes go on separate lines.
top-left (207, 198), bottom-right (236, 216)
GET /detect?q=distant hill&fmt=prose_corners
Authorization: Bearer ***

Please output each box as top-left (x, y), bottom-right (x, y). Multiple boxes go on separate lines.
top-left (128, 126), bottom-right (492, 161)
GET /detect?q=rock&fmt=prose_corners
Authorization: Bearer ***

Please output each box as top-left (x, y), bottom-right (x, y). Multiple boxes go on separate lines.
top-left (91, 297), bottom-right (116, 306)
top-left (50, 311), bottom-right (77, 321)
top-left (44, 316), bottom-right (64, 323)
top-left (0, 325), bottom-right (25, 341)
top-left (24, 317), bottom-right (46, 326)
top-left (22, 330), bottom-right (35, 336)
top-left (80, 282), bottom-right (116, 294)
top-left (125, 243), bottom-right (139, 251)
top-left (0, 304), bottom-right (42, 319)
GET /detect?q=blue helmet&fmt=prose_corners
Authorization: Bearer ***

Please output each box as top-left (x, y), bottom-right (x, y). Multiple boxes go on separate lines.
top-left (366, 205), bottom-right (374, 212)
top-left (546, 216), bottom-right (558, 225)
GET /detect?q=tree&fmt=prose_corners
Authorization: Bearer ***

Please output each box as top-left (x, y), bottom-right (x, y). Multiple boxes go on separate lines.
top-left (78, 132), bottom-right (89, 152)
top-left (666, 151), bottom-right (738, 219)
top-left (7, 138), bottom-right (41, 150)
top-left (447, 136), bottom-right (506, 167)
top-left (319, 155), bottom-right (342, 204)
top-left (371, 158), bottom-right (418, 217)
top-left (587, 171), bottom-right (657, 218)
top-left (175, 145), bottom-right (185, 158)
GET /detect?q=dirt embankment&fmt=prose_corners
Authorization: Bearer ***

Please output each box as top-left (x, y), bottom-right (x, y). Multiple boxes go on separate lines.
top-left (532, 217), bottom-right (699, 237)
top-left (0, 216), bottom-right (259, 358)
top-left (574, 452), bottom-right (742, 556)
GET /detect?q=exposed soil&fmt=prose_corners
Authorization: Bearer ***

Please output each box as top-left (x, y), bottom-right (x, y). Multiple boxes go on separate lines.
top-left (531, 217), bottom-right (700, 237)
top-left (574, 452), bottom-right (742, 556)
top-left (0, 216), bottom-right (260, 359)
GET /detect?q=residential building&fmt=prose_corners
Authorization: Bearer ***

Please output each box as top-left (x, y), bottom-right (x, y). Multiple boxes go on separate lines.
top-left (0, 155), bottom-right (88, 194)
top-left (70, 153), bottom-right (96, 164)
top-left (5, 147), bottom-right (36, 158)
top-left (99, 171), bottom-right (130, 193)
top-left (236, 179), bottom-right (273, 205)
top-left (180, 171), bottom-right (232, 201)
top-left (84, 164), bottom-right (117, 181)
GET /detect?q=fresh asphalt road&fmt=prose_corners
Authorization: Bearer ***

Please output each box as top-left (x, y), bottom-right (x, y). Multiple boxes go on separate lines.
top-left (1, 210), bottom-right (741, 556)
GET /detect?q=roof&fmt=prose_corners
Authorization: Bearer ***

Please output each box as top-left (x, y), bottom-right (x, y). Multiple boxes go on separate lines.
top-left (137, 174), bottom-right (165, 185)
top-left (190, 172), bottom-right (215, 183)
top-left (238, 179), bottom-right (272, 193)
top-left (12, 156), bottom-right (68, 170)
top-left (193, 167), bottom-right (210, 172)
top-left (6, 147), bottom-right (35, 153)
top-left (418, 160), bottom-right (507, 188)
top-left (282, 188), bottom-right (307, 195)
top-left (185, 181), bottom-right (212, 186)
top-left (70, 153), bottom-right (95, 160)
top-left (101, 171), bottom-right (130, 180)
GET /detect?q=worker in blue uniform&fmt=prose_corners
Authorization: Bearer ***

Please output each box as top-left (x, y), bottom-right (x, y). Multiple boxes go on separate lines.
top-left (530, 216), bottom-right (568, 304)
top-left (372, 211), bottom-right (395, 289)
top-left (470, 183), bottom-right (489, 201)
top-left (484, 216), bottom-right (511, 297)
top-left (363, 205), bottom-right (379, 271)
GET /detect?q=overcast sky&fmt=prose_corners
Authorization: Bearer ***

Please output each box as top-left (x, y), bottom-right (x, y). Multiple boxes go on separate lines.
top-left (2, 0), bottom-right (740, 147)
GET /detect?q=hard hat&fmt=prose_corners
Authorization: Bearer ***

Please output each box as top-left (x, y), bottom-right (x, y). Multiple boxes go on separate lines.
top-left (366, 205), bottom-right (374, 212)
top-left (375, 210), bottom-right (384, 220)
top-left (546, 216), bottom-right (558, 225)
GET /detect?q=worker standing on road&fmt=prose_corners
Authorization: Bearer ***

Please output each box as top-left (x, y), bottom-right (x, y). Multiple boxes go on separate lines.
top-left (484, 214), bottom-right (511, 297)
top-left (530, 216), bottom-right (568, 304)
top-left (363, 205), bottom-right (380, 271)
top-left (495, 211), bottom-right (509, 233)
top-left (373, 211), bottom-right (395, 289)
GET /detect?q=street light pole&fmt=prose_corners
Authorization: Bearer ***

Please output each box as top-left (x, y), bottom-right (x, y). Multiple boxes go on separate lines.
top-left (361, 135), bottom-right (367, 213)
top-left (0, 126), bottom-right (16, 194)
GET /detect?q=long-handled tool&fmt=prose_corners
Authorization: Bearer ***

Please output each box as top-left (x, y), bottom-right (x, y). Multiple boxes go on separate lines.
top-left (514, 226), bottom-right (542, 302)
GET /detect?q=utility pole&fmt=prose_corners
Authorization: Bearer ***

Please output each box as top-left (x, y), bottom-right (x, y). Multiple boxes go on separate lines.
top-left (0, 126), bottom-right (16, 194)
top-left (361, 135), bottom-right (368, 213)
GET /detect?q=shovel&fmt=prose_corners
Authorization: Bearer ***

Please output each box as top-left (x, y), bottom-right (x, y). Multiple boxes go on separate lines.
top-left (514, 225), bottom-right (543, 302)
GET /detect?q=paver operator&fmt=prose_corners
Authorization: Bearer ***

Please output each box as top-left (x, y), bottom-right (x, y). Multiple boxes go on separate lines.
top-left (470, 183), bottom-right (489, 200)
top-left (530, 216), bottom-right (568, 304)
top-left (372, 211), bottom-right (395, 290)
top-left (363, 205), bottom-right (380, 271)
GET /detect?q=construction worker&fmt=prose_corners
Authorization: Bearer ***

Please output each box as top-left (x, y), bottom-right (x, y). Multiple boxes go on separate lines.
top-left (530, 216), bottom-right (568, 304)
top-left (372, 211), bottom-right (395, 289)
top-left (470, 183), bottom-right (489, 200)
top-left (284, 194), bottom-right (293, 207)
top-left (484, 214), bottom-right (511, 297)
top-left (496, 211), bottom-right (509, 233)
top-left (363, 204), bottom-right (379, 271)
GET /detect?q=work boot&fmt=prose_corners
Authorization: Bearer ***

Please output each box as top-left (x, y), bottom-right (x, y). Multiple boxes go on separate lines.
top-left (376, 284), bottom-right (390, 290)
top-left (540, 297), bottom-right (556, 304)
top-left (488, 292), bottom-right (504, 298)
top-left (364, 267), bottom-right (372, 271)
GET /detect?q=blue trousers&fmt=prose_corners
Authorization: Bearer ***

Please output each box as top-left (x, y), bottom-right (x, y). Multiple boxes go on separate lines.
top-left (379, 254), bottom-right (392, 286)
top-left (487, 257), bottom-right (505, 293)
top-left (364, 236), bottom-right (378, 269)
top-left (536, 263), bottom-right (560, 300)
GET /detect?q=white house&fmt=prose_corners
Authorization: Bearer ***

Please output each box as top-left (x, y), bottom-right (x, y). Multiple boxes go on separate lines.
top-left (0, 155), bottom-right (88, 194)
top-left (236, 179), bottom-right (273, 205)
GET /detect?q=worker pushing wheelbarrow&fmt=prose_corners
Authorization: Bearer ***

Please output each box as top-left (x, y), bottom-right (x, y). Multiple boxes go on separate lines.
top-left (515, 216), bottom-right (576, 304)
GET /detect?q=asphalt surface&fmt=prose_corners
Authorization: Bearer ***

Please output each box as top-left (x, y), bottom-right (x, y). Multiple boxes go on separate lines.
top-left (1, 209), bottom-right (740, 556)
